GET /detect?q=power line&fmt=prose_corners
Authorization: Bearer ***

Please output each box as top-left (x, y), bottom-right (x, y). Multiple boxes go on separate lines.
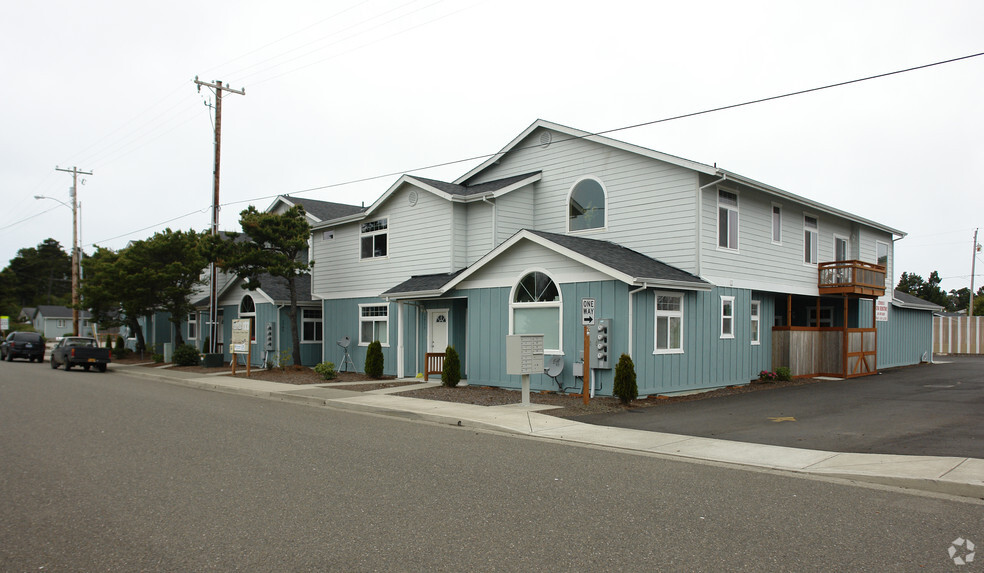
top-left (75, 50), bottom-right (984, 248)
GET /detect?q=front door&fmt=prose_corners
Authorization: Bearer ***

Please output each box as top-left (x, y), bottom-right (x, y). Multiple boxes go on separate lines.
top-left (428, 309), bottom-right (449, 353)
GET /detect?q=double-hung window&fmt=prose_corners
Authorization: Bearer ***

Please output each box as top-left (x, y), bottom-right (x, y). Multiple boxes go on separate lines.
top-left (720, 296), bottom-right (735, 339)
top-left (655, 293), bottom-right (683, 353)
top-left (302, 308), bottom-right (323, 343)
top-left (718, 190), bottom-right (739, 250)
top-left (360, 219), bottom-right (388, 259)
top-left (804, 215), bottom-right (819, 264)
top-left (359, 304), bottom-right (389, 346)
top-left (772, 204), bottom-right (782, 244)
top-left (188, 312), bottom-right (197, 340)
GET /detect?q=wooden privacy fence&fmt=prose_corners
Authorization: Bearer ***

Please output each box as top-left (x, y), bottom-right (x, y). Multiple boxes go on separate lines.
top-left (934, 315), bottom-right (984, 355)
top-left (773, 327), bottom-right (877, 378)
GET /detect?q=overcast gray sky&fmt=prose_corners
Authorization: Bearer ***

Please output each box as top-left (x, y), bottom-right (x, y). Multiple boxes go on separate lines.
top-left (2, 0), bottom-right (982, 293)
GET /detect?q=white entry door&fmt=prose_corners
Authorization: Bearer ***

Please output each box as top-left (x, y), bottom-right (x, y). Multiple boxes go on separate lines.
top-left (428, 309), bottom-right (449, 353)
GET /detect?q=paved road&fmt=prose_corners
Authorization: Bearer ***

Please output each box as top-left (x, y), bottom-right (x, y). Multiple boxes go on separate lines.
top-left (1, 361), bottom-right (981, 571)
top-left (575, 356), bottom-right (984, 458)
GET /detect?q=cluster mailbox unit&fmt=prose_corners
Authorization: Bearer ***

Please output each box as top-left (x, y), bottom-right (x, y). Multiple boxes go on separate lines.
top-left (506, 334), bottom-right (544, 406)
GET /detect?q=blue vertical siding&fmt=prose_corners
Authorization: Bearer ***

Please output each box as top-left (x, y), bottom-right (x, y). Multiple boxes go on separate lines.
top-left (877, 304), bottom-right (934, 368)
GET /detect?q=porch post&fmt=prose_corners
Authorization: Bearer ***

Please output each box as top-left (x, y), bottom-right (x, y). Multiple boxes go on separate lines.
top-left (396, 301), bottom-right (405, 378)
top-left (842, 295), bottom-right (849, 376)
top-left (786, 295), bottom-right (792, 326)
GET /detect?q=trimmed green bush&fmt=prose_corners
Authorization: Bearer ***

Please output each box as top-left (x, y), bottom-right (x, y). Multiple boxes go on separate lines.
top-left (612, 353), bottom-right (638, 404)
top-left (776, 366), bottom-right (792, 382)
top-left (105, 334), bottom-right (113, 348)
top-left (441, 346), bottom-right (461, 388)
top-left (202, 336), bottom-right (210, 353)
top-left (364, 340), bottom-right (384, 378)
top-left (172, 344), bottom-right (201, 367)
top-left (151, 353), bottom-right (164, 363)
top-left (314, 361), bottom-right (337, 380)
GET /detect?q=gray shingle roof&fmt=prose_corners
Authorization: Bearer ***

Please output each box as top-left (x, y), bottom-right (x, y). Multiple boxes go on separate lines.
top-left (287, 197), bottom-right (365, 221)
top-left (527, 230), bottom-right (710, 286)
top-left (409, 171), bottom-right (540, 197)
top-left (36, 305), bottom-right (93, 319)
top-left (893, 289), bottom-right (943, 311)
top-left (381, 270), bottom-right (466, 297)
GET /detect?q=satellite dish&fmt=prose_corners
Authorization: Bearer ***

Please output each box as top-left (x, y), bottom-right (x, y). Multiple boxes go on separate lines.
top-left (544, 355), bottom-right (564, 378)
top-left (337, 336), bottom-right (350, 348)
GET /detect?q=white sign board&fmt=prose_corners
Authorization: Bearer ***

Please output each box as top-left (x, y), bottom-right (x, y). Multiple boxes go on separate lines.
top-left (231, 318), bottom-right (251, 353)
top-left (581, 298), bottom-right (596, 325)
top-left (0, 316), bottom-right (8, 331)
top-left (875, 299), bottom-right (888, 322)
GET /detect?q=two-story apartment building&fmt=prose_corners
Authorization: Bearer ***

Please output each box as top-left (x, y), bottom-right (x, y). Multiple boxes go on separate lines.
top-left (305, 119), bottom-right (934, 396)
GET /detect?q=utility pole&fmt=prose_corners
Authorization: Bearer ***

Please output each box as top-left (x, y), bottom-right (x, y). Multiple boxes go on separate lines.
top-left (193, 77), bottom-right (245, 355)
top-left (971, 228), bottom-right (980, 317)
top-left (55, 166), bottom-right (92, 336)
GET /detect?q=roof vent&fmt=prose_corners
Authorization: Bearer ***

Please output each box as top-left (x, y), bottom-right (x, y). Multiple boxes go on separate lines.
top-left (539, 131), bottom-right (552, 148)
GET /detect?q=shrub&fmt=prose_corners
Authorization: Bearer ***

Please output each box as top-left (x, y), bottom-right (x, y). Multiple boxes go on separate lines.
top-left (151, 353), bottom-right (164, 363)
top-left (172, 344), bottom-right (201, 367)
top-left (202, 336), bottom-right (210, 353)
top-left (758, 370), bottom-right (778, 383)
top-left (277, 349), bottom-right (291, 371)
top-left (364, 340), bottom-right (384, 378)
top-left (314, 361), bottom-right (337, 380)
top-left (441, 346), bottom-right (461, 388)
top-left (612, 353), bottom-right (638, 404)
top-left (776, 366), bottom-right (792, 382)
top-left (105, 334), bottom-right (113, 348)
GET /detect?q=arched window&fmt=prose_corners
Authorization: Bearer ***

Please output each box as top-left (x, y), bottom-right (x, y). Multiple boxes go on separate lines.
top-left (510, 271), bottom-right (562, 352)
top-left (239, 295), bottom-right (256, 342)
top-left (568, 178), bottom-right (606, 232)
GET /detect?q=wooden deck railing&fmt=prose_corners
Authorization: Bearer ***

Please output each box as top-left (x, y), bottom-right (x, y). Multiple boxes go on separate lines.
top-left (818, 260), bottom-right (886, 297)
top-left (424, 352), bottom-right (445, 381)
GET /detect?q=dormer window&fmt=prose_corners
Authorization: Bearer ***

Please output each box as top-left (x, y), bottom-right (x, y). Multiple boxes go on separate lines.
top-left (568, 178), bottom-right (606, 232)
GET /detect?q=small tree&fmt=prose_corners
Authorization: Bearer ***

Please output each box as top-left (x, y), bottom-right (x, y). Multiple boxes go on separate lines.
top-left (365, 340), bottom-right (384, 378)
top-left (441, 346), bottom-right (461, 388)
top-left (612, 353), bottom-right (638, 404)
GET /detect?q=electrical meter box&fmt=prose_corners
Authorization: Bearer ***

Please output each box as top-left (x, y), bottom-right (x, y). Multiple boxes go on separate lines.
top-left (506, 334), bottom-right (544, 375)
top-left (586, 318), bottom-right (613, 369)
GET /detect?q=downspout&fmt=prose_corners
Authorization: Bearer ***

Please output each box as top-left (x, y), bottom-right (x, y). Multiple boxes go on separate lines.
top-left (482, 194), bottom-right (496, 250)
top-left (696, 173), bottom-right (728, 277)
top-left (627, 283), bottom-right (648, 359)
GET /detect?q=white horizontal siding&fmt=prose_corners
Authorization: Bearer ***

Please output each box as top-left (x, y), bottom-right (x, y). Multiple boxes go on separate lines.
top-left (495, 189), bottom-right (535, 245)
top-left (465, 200), bottom-right (494, 263)
top-left (468, 128), bottom-right (699, 273)
top-left (311, 184), bottom-right (453, 299)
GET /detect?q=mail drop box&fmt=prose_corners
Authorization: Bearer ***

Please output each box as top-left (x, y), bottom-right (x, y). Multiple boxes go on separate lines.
top-left (505, 334), bottom-right (544, 375)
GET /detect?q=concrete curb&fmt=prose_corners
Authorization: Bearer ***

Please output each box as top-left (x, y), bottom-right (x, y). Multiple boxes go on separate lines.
top-left (108, 364), bottom-right (984, 499)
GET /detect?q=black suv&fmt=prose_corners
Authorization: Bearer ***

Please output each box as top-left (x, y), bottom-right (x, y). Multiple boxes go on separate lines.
top-left (2, 332), bottom-right (45, 362)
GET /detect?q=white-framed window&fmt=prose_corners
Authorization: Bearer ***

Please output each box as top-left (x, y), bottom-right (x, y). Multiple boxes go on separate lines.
top-left (720, 296), bottom-right (735, 339)
top-left (240, 295), bottom-right (256, 343)
top-left (188, 312), bottom-right (197, 340)
top-left (510, 271), bottom-right (562, 352)
top-left (654, 293), bottom-right (684, 354)
top-left (834, 235), bottom-right (849, 262)
top-left (876, 240), bottom-right (890, 289)
top-left (808, 307), bottom-right (834, 327)
top-left (57, 319), bottom-right (65, 328)
top-left (302, 308), bottom-right (323, 343)
top-left (568, 177), bottom-right (606, 232)
top-left (804, 215), bottom-right (819, 265)
top-left (360, 219), bottom-right (388, 259)
top-left (359, 304), bottom-right (389, 346)
top-left (750, 300), bottom-right (761, 345)
top-left (718, 189), bottom-right (739, 250)
top-left (771, 204), bottom-right (782, 244)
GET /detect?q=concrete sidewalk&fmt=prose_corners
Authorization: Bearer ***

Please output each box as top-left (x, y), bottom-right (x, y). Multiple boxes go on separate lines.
top-left (110, 363), bottom-right (984, 499)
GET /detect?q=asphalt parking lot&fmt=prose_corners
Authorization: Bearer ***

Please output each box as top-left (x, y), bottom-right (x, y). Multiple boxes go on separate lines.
top-left (574, 355), bottom-right (984, 458)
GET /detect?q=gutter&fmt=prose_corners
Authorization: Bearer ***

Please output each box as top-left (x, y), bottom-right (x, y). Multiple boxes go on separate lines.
top-left (697, 174), bottom-right (728, 277)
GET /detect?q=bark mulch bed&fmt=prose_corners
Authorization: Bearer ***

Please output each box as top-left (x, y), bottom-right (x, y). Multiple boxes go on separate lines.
top-left (113, 353), bottom-right (832, 419)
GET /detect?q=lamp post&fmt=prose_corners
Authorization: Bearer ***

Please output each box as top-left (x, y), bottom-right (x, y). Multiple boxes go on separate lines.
top-left (35, 192), bottom-right (80, 335)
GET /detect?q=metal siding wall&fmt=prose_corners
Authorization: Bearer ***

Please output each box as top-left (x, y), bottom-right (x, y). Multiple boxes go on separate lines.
top-left (877, 304), bottom-right (934, 368)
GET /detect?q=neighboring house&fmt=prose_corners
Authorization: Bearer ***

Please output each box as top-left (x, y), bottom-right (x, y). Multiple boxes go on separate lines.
top-left (308, 119), bottom-right (936, 397)
top-left (33, 305), bottom-right (93, 339)
top-left (17, 307), bottom-right (36, 323)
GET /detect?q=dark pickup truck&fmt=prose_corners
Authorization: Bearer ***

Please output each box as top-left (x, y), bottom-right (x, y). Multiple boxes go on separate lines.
top-left (50, 337), bottom-right (112, 372)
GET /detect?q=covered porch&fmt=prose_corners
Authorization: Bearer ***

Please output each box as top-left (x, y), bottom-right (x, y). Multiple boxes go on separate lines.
top-left (772, 261), bottom-right (886, 378)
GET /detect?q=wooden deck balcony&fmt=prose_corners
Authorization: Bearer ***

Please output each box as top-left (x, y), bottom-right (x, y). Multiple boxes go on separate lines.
top-left (817, 260), bottom-right (886, 297)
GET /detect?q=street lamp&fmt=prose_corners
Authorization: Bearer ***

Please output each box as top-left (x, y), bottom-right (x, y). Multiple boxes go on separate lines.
top-left (35, 192), bottom-right (80, 336)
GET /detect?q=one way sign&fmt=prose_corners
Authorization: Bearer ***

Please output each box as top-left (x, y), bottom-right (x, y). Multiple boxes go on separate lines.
top-left (582, 298), bottom-right (595, 325)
